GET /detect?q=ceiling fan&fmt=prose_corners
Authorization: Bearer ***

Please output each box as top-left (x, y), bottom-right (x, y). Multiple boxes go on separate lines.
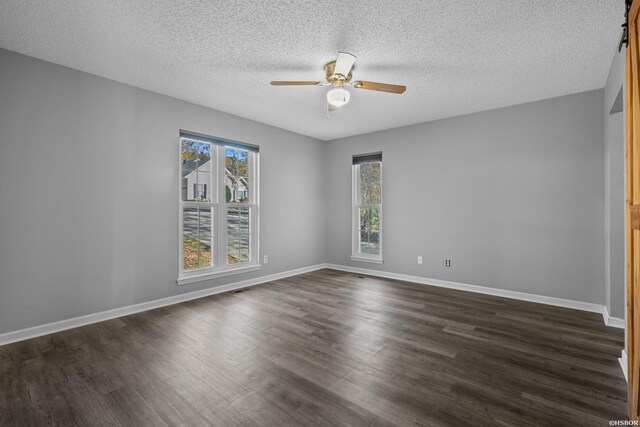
top-left (270, 52), bottom-right (406, 116)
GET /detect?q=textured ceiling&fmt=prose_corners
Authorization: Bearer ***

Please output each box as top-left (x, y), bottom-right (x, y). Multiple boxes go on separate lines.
top-left (0, 1), bottom-right (624, 140)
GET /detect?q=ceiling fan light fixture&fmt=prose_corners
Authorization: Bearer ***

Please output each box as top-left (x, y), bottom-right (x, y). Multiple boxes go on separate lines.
top-left (327, 87), bottom-right (350, 108)
top-left (270, 52), bottom-right (406, 116)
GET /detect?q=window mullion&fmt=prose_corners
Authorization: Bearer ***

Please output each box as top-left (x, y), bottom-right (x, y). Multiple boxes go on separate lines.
top-left (352, 165), bottom-right (358, 256)
top-left (253, 153), bottom-right (259, 263)
top-left (197, 207), bottom-right (201, 268)
top-left (216, 146), bottom-right (226, 268)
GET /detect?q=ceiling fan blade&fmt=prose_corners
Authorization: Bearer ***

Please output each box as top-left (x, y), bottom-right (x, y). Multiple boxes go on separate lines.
top-left (270, 81), bottom-right (321, 86)
top-left (334, 52), bottom-right (356, 76)
top-left (353, 80), bottom-right (406, 94)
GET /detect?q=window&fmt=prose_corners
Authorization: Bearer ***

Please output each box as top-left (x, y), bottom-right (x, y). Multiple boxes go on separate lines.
top-left (225, 147), bottom-right (252, 265)
top-left (194, 184), bottom-right (207, 201)
top-left (352, 152), bottom-right (382, 263)
top-left (178, 131), bottom-right (259, 284)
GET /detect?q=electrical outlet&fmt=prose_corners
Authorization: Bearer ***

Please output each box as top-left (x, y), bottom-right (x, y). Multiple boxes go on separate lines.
top-left (417, 256), bottom-right (423, 265)
top-left (445, 259), bottom-right (451, 267)
top-left (263, 255), bottom-right (268, 264)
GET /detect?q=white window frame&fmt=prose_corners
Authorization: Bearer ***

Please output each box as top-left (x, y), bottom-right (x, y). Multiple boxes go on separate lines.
top-left (351, 158), bottom-right (383, 264)
top-left (178, 134), bottom-right (260, 285)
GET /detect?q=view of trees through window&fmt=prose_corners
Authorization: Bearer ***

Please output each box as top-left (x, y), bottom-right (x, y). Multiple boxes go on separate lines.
top-left (358, 162), bottom-right (381, 256)
top-left (181, 139), bottom-right (212, 202)
top-left (225, 147), bottom-right (251, 265)
top-left (225, 147), bottom-right (249, 203)
top-left (181, 138), bottom-right (214, 271)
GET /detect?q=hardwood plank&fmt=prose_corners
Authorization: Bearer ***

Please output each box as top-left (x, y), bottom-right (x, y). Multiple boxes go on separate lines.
top-left (103, 386), bottom-right (167, 426)
top-left (232, 391), bottom-right (294, 426)
top-left (136, 378), bottom-right (213, 426)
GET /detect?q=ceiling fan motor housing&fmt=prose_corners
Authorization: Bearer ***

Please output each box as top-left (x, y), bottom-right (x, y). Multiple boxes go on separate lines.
top-left (325, 60), bottom-right (353, 87)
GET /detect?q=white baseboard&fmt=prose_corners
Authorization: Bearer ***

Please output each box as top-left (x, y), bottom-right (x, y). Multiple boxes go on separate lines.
top-left (0, 264), bottom-right (326, 346)
top-left (620, 349), bottom-right (628, 382)
top-left (602, 305), bottom-right (626, 329)
top-left (325, 263), bottom-right (615, 319)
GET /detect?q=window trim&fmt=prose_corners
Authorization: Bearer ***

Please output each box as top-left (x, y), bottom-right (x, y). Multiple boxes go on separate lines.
top-left (351, 158), bottom-right (383, 263)
top-left (177, 133), bottom-right (260, 285)
top-left (177, 264), bottom-right (261, 286)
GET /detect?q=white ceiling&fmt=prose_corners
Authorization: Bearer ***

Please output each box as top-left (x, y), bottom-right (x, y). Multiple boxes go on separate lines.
top-left (0, 1), bottom-right (624, 141)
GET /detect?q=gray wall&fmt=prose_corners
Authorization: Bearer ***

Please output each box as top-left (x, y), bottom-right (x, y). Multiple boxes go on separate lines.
top-left (0, 46), bottom-right (614, 336)
top-left (604, 48), bottom-right (626, 320)
top-left (0, 48), bottom-right (326, 335)
top-left (326, 90), bottom-right (606, 304)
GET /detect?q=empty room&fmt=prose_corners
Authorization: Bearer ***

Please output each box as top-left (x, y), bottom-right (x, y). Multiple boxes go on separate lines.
top-left (1, 1), bottom-right (638, 425)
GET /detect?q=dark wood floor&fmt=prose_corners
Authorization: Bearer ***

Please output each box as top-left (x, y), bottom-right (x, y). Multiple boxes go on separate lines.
top-left (0, 269), bottom-right (626, 426)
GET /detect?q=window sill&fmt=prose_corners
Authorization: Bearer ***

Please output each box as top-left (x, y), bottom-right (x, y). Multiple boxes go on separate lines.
top-left (350, 256), bottom-right (383, 265)
top-left (177, 264), bottom-right (261, 286)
